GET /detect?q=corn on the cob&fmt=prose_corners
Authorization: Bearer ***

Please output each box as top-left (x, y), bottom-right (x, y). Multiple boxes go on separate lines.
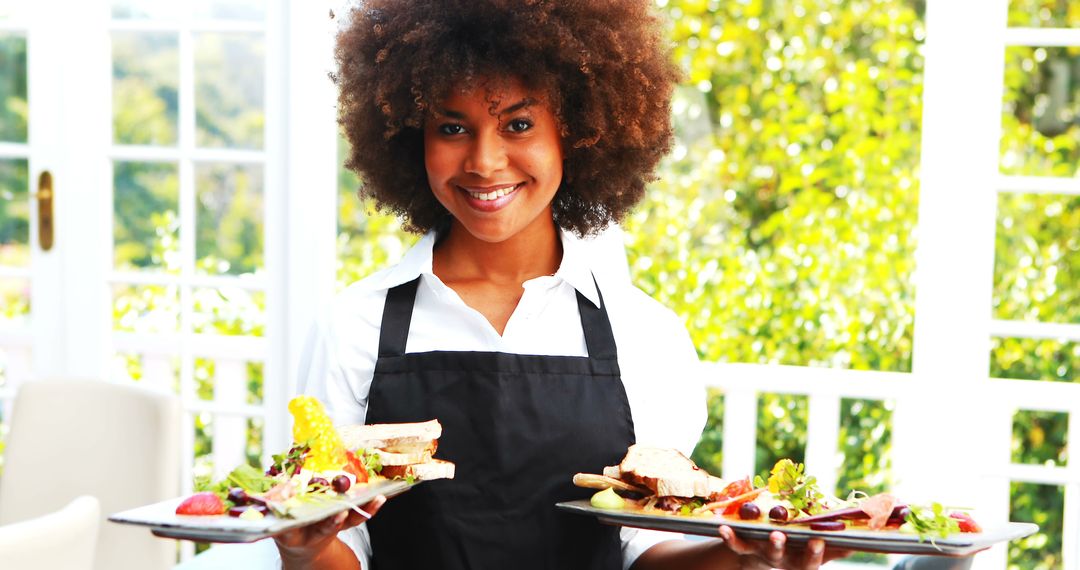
top-left (288, 396), bottom-right (347, 472)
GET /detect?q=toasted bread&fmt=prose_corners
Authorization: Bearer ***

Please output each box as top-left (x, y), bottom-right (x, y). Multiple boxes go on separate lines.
top-left (373, 448), bottom-right (435, 466)
top-left (616, 445), bottom-right (710, 498)
top-left (380, 459), bottom-right (456, 481)
top-left (339, 420), bottom-right (442, 451)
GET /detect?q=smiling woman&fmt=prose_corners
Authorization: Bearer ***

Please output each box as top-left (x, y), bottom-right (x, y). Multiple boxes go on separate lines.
top-left (422, 81), bottom-right (564, 247)
top-left (283, 0), bottom-right (854, 569)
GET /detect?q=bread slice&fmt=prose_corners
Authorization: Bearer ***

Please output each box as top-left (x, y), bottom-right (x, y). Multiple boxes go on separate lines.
top-left (339, 420), bottom-right (442, 451)
top-left (380, 459), bottom-right (455, 481)
top-left (373, 448), bottom-right (435, 466)
top-left (617, 445), bottom-right (710, 498)
top-left (602, 465), bottom-right (622, 479)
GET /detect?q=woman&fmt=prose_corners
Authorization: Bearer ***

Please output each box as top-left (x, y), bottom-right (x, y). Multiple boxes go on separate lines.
top-left (275, 1), bottom-right (847, 568)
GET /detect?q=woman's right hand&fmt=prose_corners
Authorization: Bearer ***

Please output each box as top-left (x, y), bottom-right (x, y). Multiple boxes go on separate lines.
top-left (274, 494), bottom-right (386, 570)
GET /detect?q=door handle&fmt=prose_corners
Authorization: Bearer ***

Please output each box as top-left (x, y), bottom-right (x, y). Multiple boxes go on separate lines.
top-left (37, 170), bottom-right (54, 251)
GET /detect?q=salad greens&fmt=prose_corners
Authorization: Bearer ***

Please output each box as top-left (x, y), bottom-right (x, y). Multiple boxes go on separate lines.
top-left (754, 459), bottom-right (825, 515)
top-left (902, 503), bottom-right (962, 544)
top-left (195, 464), bottom-right (276, 502)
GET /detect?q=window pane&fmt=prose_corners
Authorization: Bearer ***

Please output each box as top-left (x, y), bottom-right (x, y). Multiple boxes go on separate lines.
top-left (193, 412), bottom-right (214, 479)
top-left (0, 158), bottom-right (29, 267)
top-left (1000, 47), bottom-right (1080, 177)
top-left (336, 134), bottom-right (413, 289)
top-left (1012, 410), bottom-right (1068, 466)
top-left (755, 393), bottom-right (808, 479)
top-left (837, 398), bottom-right (894, 496)
top-left (246, 361), bottom-right (263, 405)
top-left (193, 0), bottom-right (265, 21)
top-left (191, 286), bottom-right (265, 337)
top-left (111, 351), bottom-right (179, 394)
top-left (112, 284), bottom-right (180, 333)
top-left (245, 417), bottom-right (263, 470)
top-left (1009, 482), bottom-right (1064, 570)
top-left (195, 163), bottom-right (263, 276)
top-left (629, 1), bottom-right (925, 371)
top-left (111, 1), bottom-right (183, 20)
top-left (113, 161), bottom-right (180, 272)
top-left (1007, 0), bottom-right (1080, 28)
top-left (195, 33), bottom-right (264, 149)
top-left (0, 34), bottom-right (27, 142)
top-left (0, 278), bottom-right (28, 325)
top-left (112, 32), bottom-right (179, 146)
top-left (991, 337), bottom-right (1079, 383)
top-left (993, 193), bottom-right (1080, 323)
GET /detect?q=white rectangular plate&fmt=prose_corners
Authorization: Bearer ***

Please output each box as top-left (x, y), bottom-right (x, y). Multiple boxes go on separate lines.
top-left (556, 500), bottom-right (1038, 556)
top-left (109, 479), bottom-right (414, 543)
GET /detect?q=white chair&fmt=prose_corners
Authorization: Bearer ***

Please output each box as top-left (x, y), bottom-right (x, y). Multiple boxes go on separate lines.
top-left (0, 495), bottom-right (100, 570)
top-left (0, 379), bottom-right (181, 570)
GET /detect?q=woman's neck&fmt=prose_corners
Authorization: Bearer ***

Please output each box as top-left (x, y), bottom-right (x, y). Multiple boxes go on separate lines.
top-left (432, 218), bottom-right (562, 286)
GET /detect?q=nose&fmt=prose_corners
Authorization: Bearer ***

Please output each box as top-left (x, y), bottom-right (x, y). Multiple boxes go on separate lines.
top-left (464, 130), bottom-right (508, 177)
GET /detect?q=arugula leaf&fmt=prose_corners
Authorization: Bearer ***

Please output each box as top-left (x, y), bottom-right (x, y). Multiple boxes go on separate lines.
top-left (902, 503), bottom-right (962, 545)
top-left (678, 499), bottom-right (705, 515)
top-left (226, 464), bottom-right (276, 493)
top-left (766, 459), bottom-right (825, 515)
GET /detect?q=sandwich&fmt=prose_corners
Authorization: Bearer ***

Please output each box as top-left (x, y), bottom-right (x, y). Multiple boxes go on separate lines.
top-left (574, 444), bottom-right (755, 512)
top-left (339, 419), bottom-right (455, 481)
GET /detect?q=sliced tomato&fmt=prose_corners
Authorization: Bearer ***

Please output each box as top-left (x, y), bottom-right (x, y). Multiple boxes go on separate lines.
top-left (344, 449), bottom-right (369, 484)
top-left (950, 512), bottom-right (981, 533)
top-left (718, 478), bottom-right (754, 500)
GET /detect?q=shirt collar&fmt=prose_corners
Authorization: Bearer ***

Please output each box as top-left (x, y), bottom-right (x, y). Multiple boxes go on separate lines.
top-left (370, 228), bottom-right (602, 308)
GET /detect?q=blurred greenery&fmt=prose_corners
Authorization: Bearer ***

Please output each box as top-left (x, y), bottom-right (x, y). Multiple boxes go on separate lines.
top-left (992, 337), bottom-right (1079, 382)
top-left (1001, 47), bottom-right (1080, 177)
top-left (755, 393), bottom-right (808, 481)
top-left (112, 32), bottom-right (178, 146)
top-left (1007, 0), bottom-right (1080, 28)
top-left (1009, 483), bottom-right (1064, 570)
top-left (194, 163), bottom-right (264, 276)
top-left (113, 161), bottom-right (179, 272)
top-left (0, 34), bottom-right (27, 142)
top-left (194, 33), bottom-right (264, 149)
top-left (993, 193), bottom-right (1080, 323)
top-left (1012, 410), bottom-right (1069, 466)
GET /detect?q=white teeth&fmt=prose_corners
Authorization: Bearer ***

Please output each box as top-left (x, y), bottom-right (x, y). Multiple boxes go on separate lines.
top-left (466, 184), bottom-right (518, 201)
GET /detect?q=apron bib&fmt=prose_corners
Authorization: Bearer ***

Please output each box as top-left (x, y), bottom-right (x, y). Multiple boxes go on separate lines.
top-left (365, 276), bottom-right (636, 570)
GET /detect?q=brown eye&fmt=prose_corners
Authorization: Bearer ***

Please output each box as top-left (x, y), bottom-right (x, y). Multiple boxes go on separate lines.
top-left (439, 124), bottom-right (466, 135)
top-left (507, 119), bottom-right (532, 133)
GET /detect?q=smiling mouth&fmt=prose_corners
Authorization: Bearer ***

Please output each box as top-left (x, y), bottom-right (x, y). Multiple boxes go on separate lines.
top-left (459, 183), bottom-right (523, 201)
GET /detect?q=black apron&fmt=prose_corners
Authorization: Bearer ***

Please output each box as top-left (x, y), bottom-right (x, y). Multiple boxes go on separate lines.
top-left (365, 276), bottom-right (636, 570)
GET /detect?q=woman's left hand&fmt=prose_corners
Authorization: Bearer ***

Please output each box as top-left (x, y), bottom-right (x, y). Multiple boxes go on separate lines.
top-left (717, 525), bottom-right (852, 569)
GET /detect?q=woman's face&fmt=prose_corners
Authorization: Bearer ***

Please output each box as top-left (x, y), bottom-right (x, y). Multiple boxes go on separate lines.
top-left (424, 79), bottom-right (563, 244)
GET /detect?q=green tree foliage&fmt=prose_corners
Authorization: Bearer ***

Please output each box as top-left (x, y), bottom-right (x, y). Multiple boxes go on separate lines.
top-left (0, 36), bottom-right (29, 321)
top-left (0, 34), bottom-right (28, 142)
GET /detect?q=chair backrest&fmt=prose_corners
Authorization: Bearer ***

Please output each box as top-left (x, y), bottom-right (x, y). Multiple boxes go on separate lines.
top-left (0, 495), bottom-right (101, 570)
top-left (0, 380), bottom-right (181, 570)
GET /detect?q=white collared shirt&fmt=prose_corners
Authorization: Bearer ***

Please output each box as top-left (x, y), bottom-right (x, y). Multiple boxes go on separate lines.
top-left (297, 228), bottom-right (707, 570)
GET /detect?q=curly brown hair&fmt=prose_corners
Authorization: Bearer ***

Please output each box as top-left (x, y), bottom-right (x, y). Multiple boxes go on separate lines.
top-left (334, 0), bottom-right (681, 236)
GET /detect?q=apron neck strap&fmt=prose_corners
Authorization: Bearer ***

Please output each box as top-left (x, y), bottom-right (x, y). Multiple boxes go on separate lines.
top-left (377, 274), bottom-right (619, 360)
top-left (577, 274), bottom-right (618, 360)
top-left (378, 277), bottom-right (421, 358)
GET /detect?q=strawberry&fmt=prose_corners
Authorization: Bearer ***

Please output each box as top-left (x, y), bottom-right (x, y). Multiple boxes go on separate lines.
top-left (175, 492), bottom-right (226, 516)
top-left (950, 512), bottom-right (982, 533)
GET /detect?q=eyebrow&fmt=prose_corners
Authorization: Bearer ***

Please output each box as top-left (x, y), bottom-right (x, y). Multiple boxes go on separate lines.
top-left (436, 98), bottom-right (536, 119)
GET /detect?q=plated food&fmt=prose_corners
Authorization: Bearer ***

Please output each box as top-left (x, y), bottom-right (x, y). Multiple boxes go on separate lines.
top-left (110, 396), bottom-right (454, 541)
top-left (563, 445), bottom-right (1036, 555)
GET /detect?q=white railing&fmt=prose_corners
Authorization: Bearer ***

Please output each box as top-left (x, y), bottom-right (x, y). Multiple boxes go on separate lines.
top-left (706, 359), bottom-right (1080, 570)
